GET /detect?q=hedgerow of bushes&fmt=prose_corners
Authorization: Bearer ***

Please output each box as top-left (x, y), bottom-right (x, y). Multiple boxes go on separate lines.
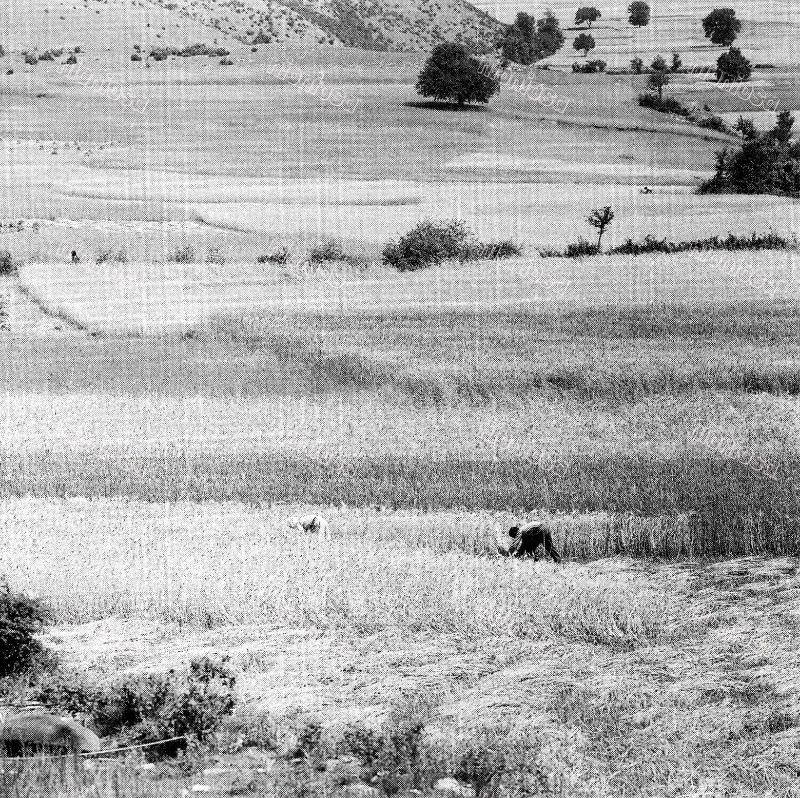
top-left (638, 92), bottom-right (732, 133)
top-left (541, 230), bottom-right (797, 258)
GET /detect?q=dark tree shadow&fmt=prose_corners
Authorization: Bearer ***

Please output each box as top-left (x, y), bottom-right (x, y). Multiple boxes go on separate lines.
top-left (403, 101), bottom-right (490, 112)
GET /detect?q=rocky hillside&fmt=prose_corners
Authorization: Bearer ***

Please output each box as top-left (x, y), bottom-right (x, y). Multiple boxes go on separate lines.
top-left (151, 0), bottom-right (504, 51)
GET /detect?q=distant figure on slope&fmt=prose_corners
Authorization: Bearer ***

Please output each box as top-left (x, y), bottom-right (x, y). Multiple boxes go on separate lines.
top-left (499, 518), bottom-right (562, 562)
top-left (288, 514), bottom-right (331, 540)
top-left (70, 250), bottom-right (79, 264)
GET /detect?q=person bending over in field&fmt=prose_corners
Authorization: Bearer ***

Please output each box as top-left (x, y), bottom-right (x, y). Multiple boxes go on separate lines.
top-left (288, 514), bottom-right (331, 540)
top-left (499, 519), bottom-right (562, 562)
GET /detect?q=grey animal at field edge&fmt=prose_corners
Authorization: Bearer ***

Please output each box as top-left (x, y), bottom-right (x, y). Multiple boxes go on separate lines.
top-left (0, 710), bottom-right (101, 755)
top-left (288, 514), bottom-right (331, 540)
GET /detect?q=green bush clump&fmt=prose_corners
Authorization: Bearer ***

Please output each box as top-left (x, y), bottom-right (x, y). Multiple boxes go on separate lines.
top-left (257, 247), bottom-right (290, 266)
top-left (95, 248), bottom-right (128, 264)
top-left (0, 581), bottom-right (52, 677)
top-left (169, 244), bottom-right (195, 264)
top-left (0, 250), bottom-right (15, 274)
top-left (459, 239), bottom-right (522, 261)
top-left (382, 219), bottom-right (470, 271)
top-left (571, 59), bottom-right (606, 73)
top-left (309, 239), bottom-right (347, 263)
top-left (540, 238), bottom-right (599, 258)
top-left (638, 92), bottom-right (690, 116)
top-left (35, 657), bottom-right (236, 757)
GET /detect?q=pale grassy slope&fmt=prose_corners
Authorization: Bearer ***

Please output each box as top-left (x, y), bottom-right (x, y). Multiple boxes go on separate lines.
top-left (145, 0), bottom-right (504, 50)
top-left (17, 245), bottom-right (800, 333)
top-left (0, 0), bottom-right (242, 60)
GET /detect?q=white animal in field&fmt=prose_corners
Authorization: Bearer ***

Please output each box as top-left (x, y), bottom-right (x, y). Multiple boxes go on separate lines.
top-left (288, 514), bottom-right (331, 540)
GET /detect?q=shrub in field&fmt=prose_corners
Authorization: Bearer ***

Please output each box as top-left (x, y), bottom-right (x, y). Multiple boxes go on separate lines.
top-left (205, 246), bottom-right (225, 265)
top-left (36, 657), bottom-right (236, 756)
top-left (717, 47), bottom-right (751, 82)
top-left (0, 581), bottom-right (52, 677)
top-left (638, 92), bottom-right (689, 116)
top-left (131, 53), bottom-right (142, 62)
top-left (539, 238), bottom-right (599, 258)
top-left (458, 239), bottom-right (522, 261)
top-left (95, 248), bottom-right (127, 264)
top-left (257, 246), bottom-right (290, 266)
top-left (630, 57), bottom-right (643, 73)
top-left (572, 59), bottom-right (606, 73)
top-left (309, 239), bottom-right (347, 263)
top-left (0, 250), bottom-right (15, 274)
top-left (24, 52), bottom-right (38, 66)
top-left (169, 244), bottom-right (195, 263)
top-left (697, 114), bottom-right (728, 132)
top-left (326, 693), bottom-right (438, 795)
top-left (383, 219), bottom-right (470, 271)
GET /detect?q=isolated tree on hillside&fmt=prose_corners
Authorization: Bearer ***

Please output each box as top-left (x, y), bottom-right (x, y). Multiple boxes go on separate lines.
top-left (535, 11), bottom-right (565, 59)
top-left (631, 56), bottom-right (644, 73)
top-left (573, 33), bottom-right (595, 57)
top-left (703, 8), bottom-right (741, 47)
top-left (649, 57), bottom-right (670, 100)
top-left (501, 12), bottom-right (537, 64)
top-left (772, 109), bottom-right (795, 144)
top-left (575, 6), bottom-right (601, 28)
top-left (671, 52), bottom-right (682, 72)
top-left (416, 42), bottom-right (500, 107)
top-left (587, 206), bottom-right (614, 249)
top-left (716, 47), bottom-right (751, 82)
top-left (628, 1), bottom-right (650, 27)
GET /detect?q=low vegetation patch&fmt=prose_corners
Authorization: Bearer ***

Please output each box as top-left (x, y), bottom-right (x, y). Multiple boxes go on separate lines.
top-left (571, 59), bottom-right (606, 73)
top-left (149, 44), bottom-right (230, 61)
top-left (257, 246), bottom-right (290, 266)
top-left (0, 581), bottom-right (53, 677)
top-left (608, 231), bottom-right (796, 256)
top-left (383, 220), bottom-right (521, 271)
top-left (542, 230), bottom-right (795, 258)
top-left (0, 249), bottom-right (15, 274)
top-left (35, 657), bottom-right (237, 756)
top-left (638, 93), bottom-right (732, 134)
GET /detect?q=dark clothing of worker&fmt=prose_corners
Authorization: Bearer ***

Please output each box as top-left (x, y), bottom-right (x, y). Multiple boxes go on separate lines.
top-left (503, 520), bottom-right (562, 562)
top-left (71, 251), bottom-right (79, 264)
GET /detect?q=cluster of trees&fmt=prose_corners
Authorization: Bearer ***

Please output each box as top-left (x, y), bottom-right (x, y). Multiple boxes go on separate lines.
top-left (499, 11), bottom-right (564, 65)
top-left (702, 111), bottom-right (800, 196)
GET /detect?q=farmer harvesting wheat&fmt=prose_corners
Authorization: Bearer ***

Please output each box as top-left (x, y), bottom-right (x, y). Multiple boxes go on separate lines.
top-left (498, 518), bottom-right (562, 562)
